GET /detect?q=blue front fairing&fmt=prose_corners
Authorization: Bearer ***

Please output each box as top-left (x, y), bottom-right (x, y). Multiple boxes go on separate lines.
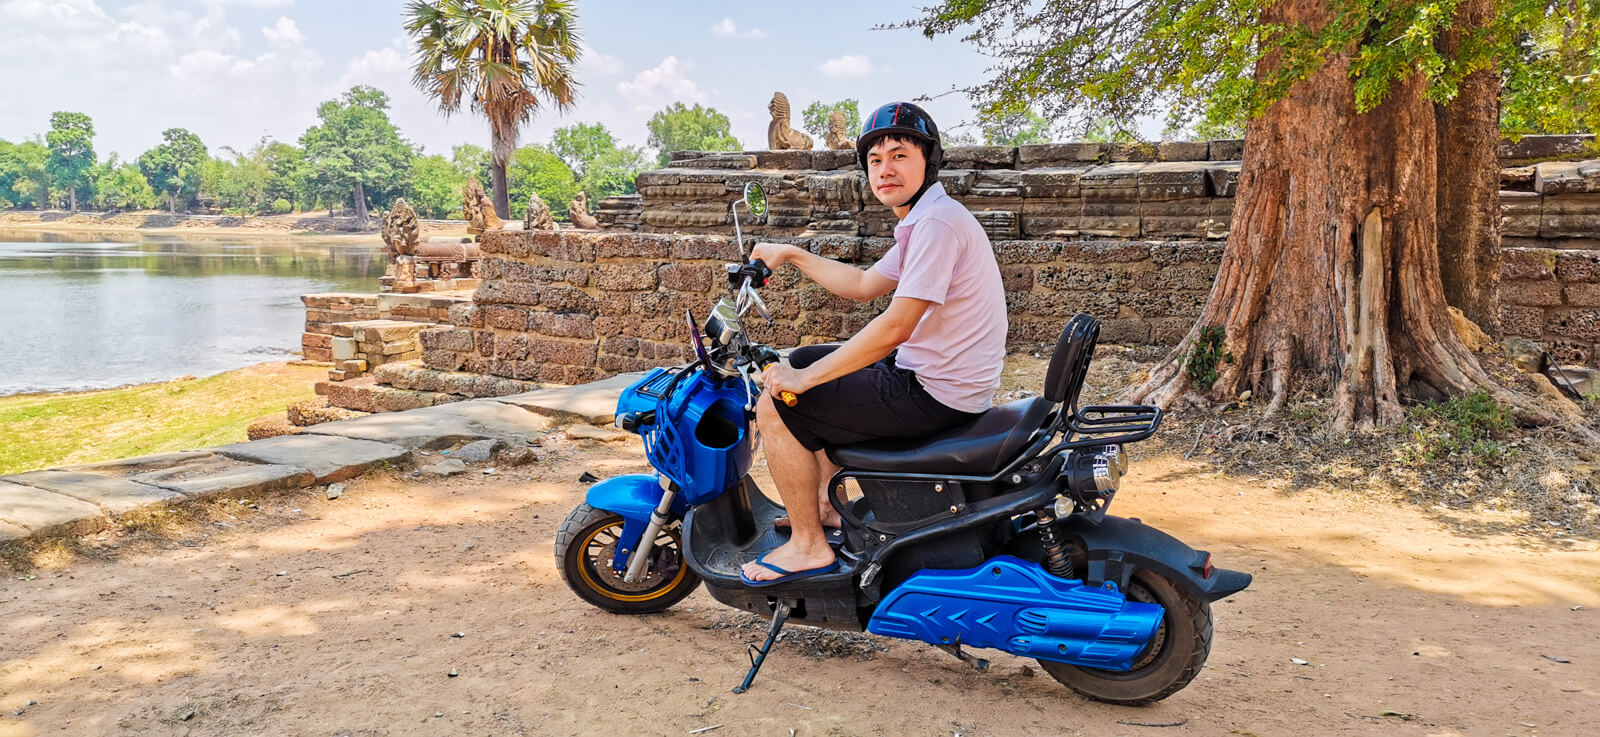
top-left (586, 366), bottom-right (755, 570)
top-left (614, 367), bottom-right (754, 506)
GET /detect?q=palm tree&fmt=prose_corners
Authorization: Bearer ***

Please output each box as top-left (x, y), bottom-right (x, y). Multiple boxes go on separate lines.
top-left (405, 0), bottom-right (581, 219)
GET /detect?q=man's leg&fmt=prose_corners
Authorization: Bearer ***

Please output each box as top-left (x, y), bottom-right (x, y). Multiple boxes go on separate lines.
top-left (773, 449), bottom-right (843, 529)
top-left (740, 392), bottom-right (835, 582)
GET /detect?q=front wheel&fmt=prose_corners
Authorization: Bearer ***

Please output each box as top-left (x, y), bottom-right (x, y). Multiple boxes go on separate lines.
top-left (554, 502), bottom-right (701, 614)
top-left (1037, 569), bottom-right (1213, 705)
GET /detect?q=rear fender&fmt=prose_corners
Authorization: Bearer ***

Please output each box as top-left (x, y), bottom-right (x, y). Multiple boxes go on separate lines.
top-left (1060, 515), bottom-right (1252, 603)
top-left (585, 474), bottom-right (687, 572)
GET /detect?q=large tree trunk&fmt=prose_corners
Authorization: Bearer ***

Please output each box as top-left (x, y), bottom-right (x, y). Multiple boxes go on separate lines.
top-left (1126, 0), bottom-right (1553, 433)
top-left (68, 188), bottom-right (77, 214)
top-left (1435, 0), bottom-right (1503, 335)
top-left (353, 181), bottom-right (370, 230)
top-left (490, 158), bottom-right (511, 221)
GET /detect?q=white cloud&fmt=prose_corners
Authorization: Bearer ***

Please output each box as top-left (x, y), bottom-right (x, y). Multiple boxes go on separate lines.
top-left (617, 56), bottom-right (704, 113)
top-left (580, 43), bottom-right (622, 76)
top-left (710, 17), bottom-right (766, 39)
top-left (262, 16), bottom-right (302, 45)
top-left (819, 55), bottom-right (872, 78)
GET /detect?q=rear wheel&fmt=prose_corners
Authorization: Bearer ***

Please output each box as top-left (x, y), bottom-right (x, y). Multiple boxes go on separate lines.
top-left (554, 502), bottom-right (701, 614)
top-left (1037, 569), bottom-right (1213, 705)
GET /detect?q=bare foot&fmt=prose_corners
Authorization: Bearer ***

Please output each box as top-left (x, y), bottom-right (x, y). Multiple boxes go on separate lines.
top-left (740, 540), bottom-right (836, 583)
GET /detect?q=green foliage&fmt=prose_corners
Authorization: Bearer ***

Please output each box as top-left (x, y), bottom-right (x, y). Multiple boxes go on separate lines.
top-left (550, 122), bottom-right (648, 203)
top-left (578, 145), bottom-right (649, 202)
top-left (1083, 118), bottom-right (1142, 144)
top-left (908, 0), bottom-right (1600, 138)
top-left (89, 157), bottom-right (157, 211)
top-left (0, 139), bottom-right (50, 209)
top-left (1402, 390), bottom-right (1516, 465)
top-left (408, 154), bottom-right (466, 219)
top-left (980, 106), bottom-right (1054, 145)
top-left (451, 143), bottom-right (493, 195)
top-left (1182, 325), bottom-right (1233, 391)
top-left (298, 86), bottom-right (415, 215)
top-left (271, 198), bottom-right (293, 214)
top-left (258, 140), bottom-right (303, 210)
top-left (507, 145), bottom-right (578, 219)
top-left (801, 99), bottom-right (861, 141)
top-left (138, 128), bottom-right (207, 212)
top-left (646, 102), bottom-right (740, 165)
top-left (45, 111), bottom-right (96, 209)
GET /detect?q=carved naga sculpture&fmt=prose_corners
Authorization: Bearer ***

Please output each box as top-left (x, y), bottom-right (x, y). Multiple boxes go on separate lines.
top-left (380, 198), bottom-right (420, 256)
top-left (524, 191), bottom-right (555, 231)
top-left (825, 110), bottom-right (855, 150)
top-left (569, 191), bottom-right (599, 230)
top-left (461, 177), bottom-right (501, 237)
top-left (767, 92), bottom-right (813, 151)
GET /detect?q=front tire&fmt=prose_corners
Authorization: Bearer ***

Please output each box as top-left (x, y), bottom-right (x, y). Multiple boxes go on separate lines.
top-left (1037, 570), bottom-right (1213, 705)
top-left (554, 502), bottom-right (701, 614)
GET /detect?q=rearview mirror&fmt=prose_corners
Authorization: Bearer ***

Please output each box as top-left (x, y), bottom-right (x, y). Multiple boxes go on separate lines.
top-left (743, 182), bottom-right (767, 220)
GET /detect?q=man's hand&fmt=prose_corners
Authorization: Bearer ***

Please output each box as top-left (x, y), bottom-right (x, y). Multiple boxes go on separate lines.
top-left (761, 361), bottom-right (813, 401)
top-left (750, 242), bottom-right (799, 269)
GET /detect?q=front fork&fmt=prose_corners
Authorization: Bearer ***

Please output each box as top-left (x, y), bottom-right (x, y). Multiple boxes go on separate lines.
top-left (621, 484), bottom-right (679, 584)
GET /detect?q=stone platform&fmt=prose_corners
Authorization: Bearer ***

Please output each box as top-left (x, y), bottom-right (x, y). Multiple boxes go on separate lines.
top-left (0, 374), bottom-right (640, 545)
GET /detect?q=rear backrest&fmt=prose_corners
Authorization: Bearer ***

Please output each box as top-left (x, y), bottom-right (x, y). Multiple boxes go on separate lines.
top-left (1043, 313), bottom-right (1099, 408)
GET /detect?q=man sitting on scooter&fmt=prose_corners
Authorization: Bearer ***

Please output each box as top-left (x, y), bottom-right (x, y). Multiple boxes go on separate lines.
top-left (740, 102), bottom-right (1009, 585)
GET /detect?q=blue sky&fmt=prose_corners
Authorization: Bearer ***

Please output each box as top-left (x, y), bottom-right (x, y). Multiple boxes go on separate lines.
top-left (0, 0), bottom-right (1110, 161)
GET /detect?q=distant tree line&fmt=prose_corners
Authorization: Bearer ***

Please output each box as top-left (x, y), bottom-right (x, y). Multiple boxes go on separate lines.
top-left (0, 89), bottom-right (1059, 223)
top-left (0, 85), bottom-right (750, 224)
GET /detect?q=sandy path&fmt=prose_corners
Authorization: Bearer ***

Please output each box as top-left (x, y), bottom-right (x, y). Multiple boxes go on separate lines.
top-left (1, 435), bottom-right (1595, 737)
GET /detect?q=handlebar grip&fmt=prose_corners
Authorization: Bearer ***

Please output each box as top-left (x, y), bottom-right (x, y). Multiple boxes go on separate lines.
top-left (755, 349), bottom-right (798, 407)
top-left (749, 259), bottom-right (772, 287)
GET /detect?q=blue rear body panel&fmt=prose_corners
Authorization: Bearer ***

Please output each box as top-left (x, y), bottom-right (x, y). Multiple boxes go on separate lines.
top-left (867, 556), bottom-right (1164, 671)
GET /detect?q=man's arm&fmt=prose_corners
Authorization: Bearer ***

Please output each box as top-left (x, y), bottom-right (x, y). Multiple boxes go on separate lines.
top-left (762, 296), bottom-right (932, 396)
top-left (749, 243), bottom-right (896, 303)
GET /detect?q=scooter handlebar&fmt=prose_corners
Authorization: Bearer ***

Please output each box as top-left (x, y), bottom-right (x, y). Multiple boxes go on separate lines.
top-left (753, 346), bottom-right (797, 407)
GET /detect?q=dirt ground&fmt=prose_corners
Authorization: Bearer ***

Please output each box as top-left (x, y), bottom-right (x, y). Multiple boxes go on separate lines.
top-left (1, 428), bottom-right (1597, 737)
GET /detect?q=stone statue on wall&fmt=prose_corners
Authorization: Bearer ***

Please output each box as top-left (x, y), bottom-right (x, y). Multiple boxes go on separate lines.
top-left (461, 177), bottom-right (502, 236)
top-left (767, 92), bottom-right (813, 151)
top-left (825, 110), bottom-right (855, 151)
top-left (524, 191), bottom-right (555, 230)
top-left (380, 198), bottom-right (420, 256)
top-left (569, 191), bottom-right (599, 229)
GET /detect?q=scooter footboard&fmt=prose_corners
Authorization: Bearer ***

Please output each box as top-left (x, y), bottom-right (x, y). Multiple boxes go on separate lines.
top-left (866, 556), bottom-right (1162, 671)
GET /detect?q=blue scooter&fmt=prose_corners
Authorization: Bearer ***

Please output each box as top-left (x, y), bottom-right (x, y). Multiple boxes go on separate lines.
top-left (554, 184), bottom-right (1251, 704)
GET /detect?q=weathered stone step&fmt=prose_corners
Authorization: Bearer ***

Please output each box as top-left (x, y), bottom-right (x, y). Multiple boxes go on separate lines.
top-left (371, 361), bottom-right (538, 398)
top-left (315, 376), bottom-right (463, 414)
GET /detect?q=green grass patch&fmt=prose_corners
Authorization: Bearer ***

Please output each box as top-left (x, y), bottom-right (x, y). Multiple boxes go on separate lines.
top-left (1401, 390), bottom-right (1517, 466)
top-left (0, 363), bottom-right (324, 474)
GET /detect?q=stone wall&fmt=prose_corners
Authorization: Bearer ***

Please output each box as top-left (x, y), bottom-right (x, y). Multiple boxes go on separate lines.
top-left (596, 137), bottom-right (1600, 253)
top-left (418, 231), bottom-right (1599, 385)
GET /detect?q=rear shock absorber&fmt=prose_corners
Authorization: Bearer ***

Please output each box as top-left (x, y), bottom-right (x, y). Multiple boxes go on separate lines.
top-left (1034, 509), bottom-right (1075, 580)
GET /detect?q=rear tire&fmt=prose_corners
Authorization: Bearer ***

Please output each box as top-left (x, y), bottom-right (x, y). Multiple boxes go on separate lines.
top-left (1037, 569), bottom-right (1213, 705)
top-left (554, 502), bottom-right (701, 614)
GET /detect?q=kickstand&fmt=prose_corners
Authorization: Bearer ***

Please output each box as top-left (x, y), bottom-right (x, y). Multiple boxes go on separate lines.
top-left (935, 640), bottom-right (990, 672)
top-left (732, 601), bottom-right (792, 694)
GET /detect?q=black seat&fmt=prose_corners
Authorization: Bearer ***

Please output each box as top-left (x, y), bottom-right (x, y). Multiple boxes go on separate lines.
top-left (823, 313), bottom-right (1102, 477)
top-left (826, 397), bottom-right (1053, 474)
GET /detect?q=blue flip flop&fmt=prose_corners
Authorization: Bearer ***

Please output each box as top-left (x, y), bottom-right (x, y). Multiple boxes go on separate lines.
top-left (739, 551), bottom-right (840, 588)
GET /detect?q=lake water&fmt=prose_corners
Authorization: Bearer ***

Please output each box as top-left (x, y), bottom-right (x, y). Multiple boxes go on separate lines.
top-left (0, 230), bottom-right (385, 396)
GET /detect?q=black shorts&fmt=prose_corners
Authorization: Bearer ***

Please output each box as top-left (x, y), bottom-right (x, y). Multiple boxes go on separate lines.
top-left (771, 344), bottom-right (981, 452)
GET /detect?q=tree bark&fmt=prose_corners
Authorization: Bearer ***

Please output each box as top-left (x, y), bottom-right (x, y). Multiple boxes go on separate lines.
top-left (1435, 0), bottom-right (1503, 335)
top-left (68, 188), bottom-right (77, 214)
top-left (353, 181), bottom-right (370, 230)
top-left (1125, 0), bottom-right (1565, 433)
top-left (491, 159), bottom-right (511, 221)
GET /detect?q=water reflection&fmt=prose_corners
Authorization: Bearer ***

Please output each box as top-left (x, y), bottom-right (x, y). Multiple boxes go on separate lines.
top-left (0, 230), bottom-right (385, 396)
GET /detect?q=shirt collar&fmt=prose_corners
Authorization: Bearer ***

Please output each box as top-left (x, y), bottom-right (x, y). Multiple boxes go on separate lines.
top-left (892, 181), bottom-right (949, 242)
